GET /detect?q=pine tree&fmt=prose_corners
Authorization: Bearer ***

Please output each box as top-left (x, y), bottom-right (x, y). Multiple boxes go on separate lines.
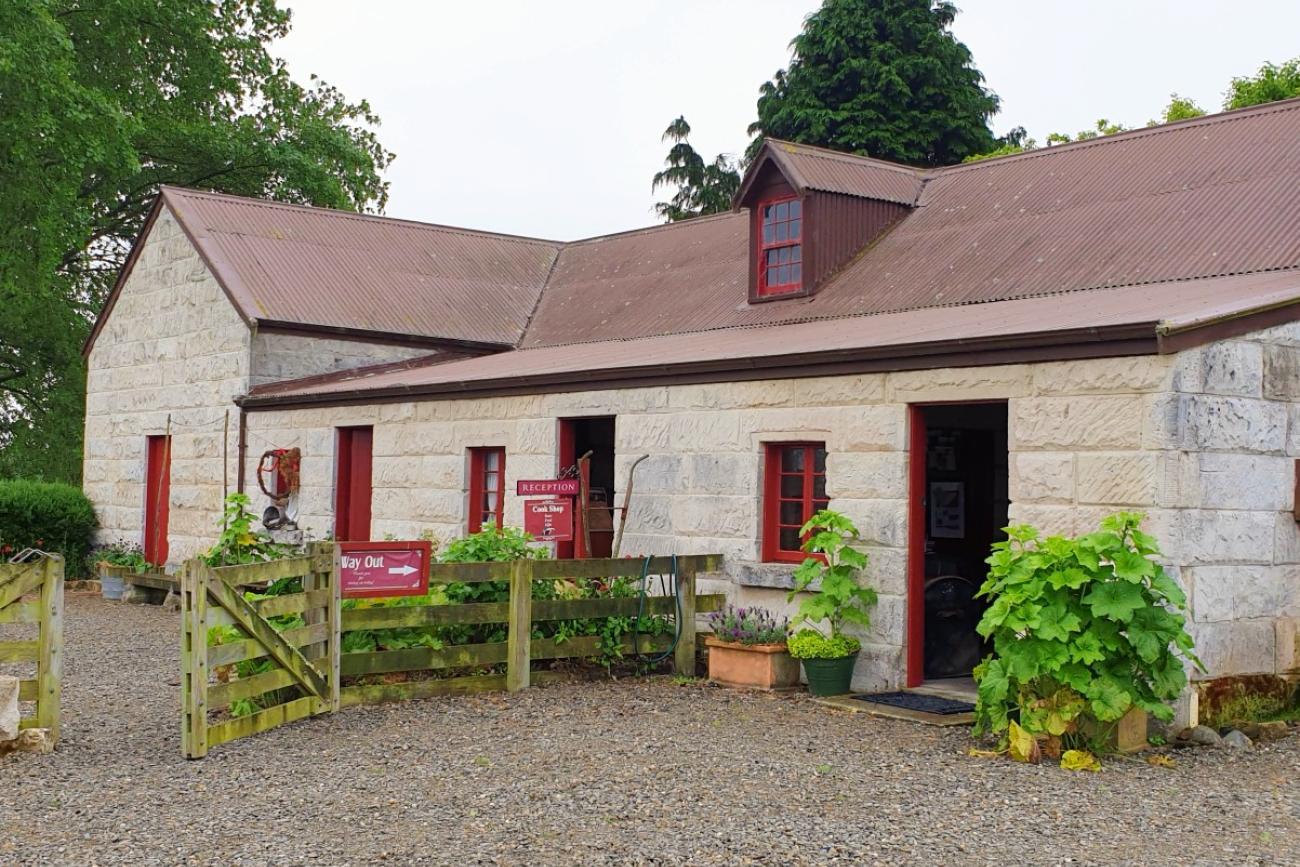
top-left (652, 117), bottom-right (741, 222)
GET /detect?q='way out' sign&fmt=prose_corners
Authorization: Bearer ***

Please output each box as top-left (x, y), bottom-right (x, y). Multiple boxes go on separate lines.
top-left (338, 540), bottom-right (432, 599)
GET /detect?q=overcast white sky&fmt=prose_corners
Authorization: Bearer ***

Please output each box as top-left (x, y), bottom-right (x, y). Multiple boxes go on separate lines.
top-left (276, 1), bottom-right (1300, 240)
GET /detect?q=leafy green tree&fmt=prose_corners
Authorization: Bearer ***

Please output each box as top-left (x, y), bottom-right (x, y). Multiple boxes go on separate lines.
top-left (748, 0), bottom-right (999, 166)
top-left (0, 0), bottom-right (393, 482)
top-left (651, 117), bottom-right (741, 222)
top-left (1157, 94), bottom-right (1206, 123)
top-left (1226, 57), bottom-right (1300, 109)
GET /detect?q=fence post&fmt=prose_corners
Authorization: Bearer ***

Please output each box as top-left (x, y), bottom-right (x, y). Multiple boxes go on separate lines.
top-left (506, 559), bottom-right (533, 692)
top-left (35, 554), bottom-right (63, 740)
top-left (674, 561), bottom-right (697, 677)
top-left (326, 543), bottom-right (341, 712)
top-left (180, 561), bottom-right (209, 759)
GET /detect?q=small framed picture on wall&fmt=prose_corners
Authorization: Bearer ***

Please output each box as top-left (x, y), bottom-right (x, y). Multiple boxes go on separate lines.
top-left (929, 481), bottom-right (965, 539)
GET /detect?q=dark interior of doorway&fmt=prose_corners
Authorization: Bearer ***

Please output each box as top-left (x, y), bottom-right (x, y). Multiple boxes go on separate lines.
top-left (918, 402), bottom-right (1008, 682)
top-left (558, 416), bottom-right (616, 558)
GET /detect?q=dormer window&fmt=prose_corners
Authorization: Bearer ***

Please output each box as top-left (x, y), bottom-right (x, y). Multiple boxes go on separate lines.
top-left (758, 197), bottom-right (803, 296)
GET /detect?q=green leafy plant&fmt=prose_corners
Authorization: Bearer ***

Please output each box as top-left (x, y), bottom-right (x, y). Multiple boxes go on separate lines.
top-left (90, 540), bottom-right (149, 574)
top-left (973, 512), bottom-right (1202, 756)
top-left (787, 631), bottom-right (861, 659)
top-left (785, 510), bottom-right (877, 660)
top-left (201, 493), bottom-right (296, 567)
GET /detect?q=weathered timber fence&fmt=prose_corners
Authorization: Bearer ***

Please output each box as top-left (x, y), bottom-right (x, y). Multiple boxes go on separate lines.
top-left (0, 555), bottom-right (64, 741)
top-left (181, 545), bottom-right (723, 758)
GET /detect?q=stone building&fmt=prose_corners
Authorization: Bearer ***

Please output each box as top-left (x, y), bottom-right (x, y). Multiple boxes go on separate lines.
top-left (85, 99), bottom-right (1300, 691)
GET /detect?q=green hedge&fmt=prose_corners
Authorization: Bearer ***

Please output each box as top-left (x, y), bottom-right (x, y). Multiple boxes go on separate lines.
top-left (0, 480), bottom-right (98, 578)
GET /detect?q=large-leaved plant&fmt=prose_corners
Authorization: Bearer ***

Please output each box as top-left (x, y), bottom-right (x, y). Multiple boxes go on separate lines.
top-left (973, 512), bottom-right (1202, 749)
top-left (786, 509), bottom-right (878, 658)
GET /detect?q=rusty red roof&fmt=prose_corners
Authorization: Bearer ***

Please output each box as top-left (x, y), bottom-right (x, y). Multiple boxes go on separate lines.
top-left (162, 187), bottom-right (560, 347)
top-left (735, 138), bottom-right (926, 206)
top-left (92, 97), bottom-right (1300, 387)
top-left (243, 270), bottom-right (1300, 406)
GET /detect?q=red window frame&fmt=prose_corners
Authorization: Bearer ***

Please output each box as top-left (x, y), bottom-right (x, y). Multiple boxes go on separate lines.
top-left (757, 195), bottom-right (803, 297)
top-left (762, 442), bottom-right (829, 563)
top-left (468, 447), bottom-right (506, 533)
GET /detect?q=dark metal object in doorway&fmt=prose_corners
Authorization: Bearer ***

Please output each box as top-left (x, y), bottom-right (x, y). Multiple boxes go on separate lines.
top-left (850, 691), bottom-right (974, 715)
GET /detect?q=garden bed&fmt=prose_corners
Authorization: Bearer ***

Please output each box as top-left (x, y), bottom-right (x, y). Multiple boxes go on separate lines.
top-left (2, 595), bottom-right (1299, 864)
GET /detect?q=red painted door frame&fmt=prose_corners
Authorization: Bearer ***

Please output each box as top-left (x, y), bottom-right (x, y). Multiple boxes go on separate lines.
top-left (144, 435), bottom-right (171, 566)
top-left (335, 426), bottom-right (373, 542)
top-left (905, 406), bottom-right (926, 687)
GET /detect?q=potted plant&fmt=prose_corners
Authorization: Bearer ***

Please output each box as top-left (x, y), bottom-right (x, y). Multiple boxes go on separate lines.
top-left (786, 510), bottom-right (878, 696)
top-left (93, 542), bottom-right (149, 600)
top-left (703, 605), bottom-right (798, 690)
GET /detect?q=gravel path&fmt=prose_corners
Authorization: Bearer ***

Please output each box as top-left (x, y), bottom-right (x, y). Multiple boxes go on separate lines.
top-left (2, 594), bottom-right (1300, 865)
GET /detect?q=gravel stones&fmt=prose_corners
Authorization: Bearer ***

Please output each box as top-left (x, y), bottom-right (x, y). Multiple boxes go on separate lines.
top-left (2, 596), bottom-right (1299, 865)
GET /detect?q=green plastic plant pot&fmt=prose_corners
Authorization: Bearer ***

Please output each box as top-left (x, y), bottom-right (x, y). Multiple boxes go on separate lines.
top-left (801, 652), bottom-right (858, 696)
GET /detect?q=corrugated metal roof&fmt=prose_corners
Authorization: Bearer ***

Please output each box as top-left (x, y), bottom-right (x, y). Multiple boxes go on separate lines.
top-left (106, 98), bottom-right (1300, 375)
top-left (758, 139), bottom-right (925, 205)
top-left (524, 98), bottom-right (1300, 346)
top-left (245, 271), bottom-right (1300, 403)
top-left (162, 187), bottom-right (560, 346)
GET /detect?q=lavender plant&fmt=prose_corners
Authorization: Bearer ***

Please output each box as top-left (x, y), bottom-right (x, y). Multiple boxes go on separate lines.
top-left (706, 604), bottom-right (789, 646)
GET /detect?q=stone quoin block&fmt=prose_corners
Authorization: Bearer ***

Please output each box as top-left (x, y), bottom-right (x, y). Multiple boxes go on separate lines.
top-left (1179, 510), bottom-right (1275, 565)
top-left (1264, 344), bottom-right (1300, 401)
top-left (1182, 395), bottom-right (1288, 453)
top-left (1199, 340), bottom-right (1264, 397)
top-left (1196, 453), bottom-right (1293, 511)
top-left (1188, 620), bottom-right (1277, 678)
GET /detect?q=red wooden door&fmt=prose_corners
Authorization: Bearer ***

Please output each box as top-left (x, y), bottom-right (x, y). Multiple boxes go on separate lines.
top-left (144, 435), bottom-right (171, 566)
top-left (906, 406), bottom-right (927, 688)
top-left (335, 427), bottom-right (373, 542)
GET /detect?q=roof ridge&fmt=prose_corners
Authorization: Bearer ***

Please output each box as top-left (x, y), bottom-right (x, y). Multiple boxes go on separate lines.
top-left (520, 263), bottom-right (1300, 352)
top-left (764, 138), bottom-right (926, 177)
top-left (159, 185), bottom-right (564, 248)
top-left (563, 209), bottom-right (744, 246)
top-left (936, 95), bottom-right (1300, 175)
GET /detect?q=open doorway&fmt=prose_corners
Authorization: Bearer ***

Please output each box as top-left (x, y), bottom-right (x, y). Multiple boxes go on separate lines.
top-left (557, 416), bottom-right (616, 558)
top-left (907, 402), bottom-right (1008, 688)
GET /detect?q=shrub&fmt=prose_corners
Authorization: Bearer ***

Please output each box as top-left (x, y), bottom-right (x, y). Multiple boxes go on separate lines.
top-left (786, 509), bottom-right (877, 659)
top-left (0, 479), bottom-right (98, 577)
top-left (201, 493), bottom-right (298, 566)
top-left (973, 512), bottom-right (1202, 755)
top-left (706, 604), bottom-right (788, 645)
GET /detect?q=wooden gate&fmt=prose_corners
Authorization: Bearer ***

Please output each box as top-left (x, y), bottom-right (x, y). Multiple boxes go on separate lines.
top-left (182, 547), bottom-right (723, 758)
top-left (181, 544), bottom-right (339, 759)
top-left (0, 554), bottom-right (64, 741)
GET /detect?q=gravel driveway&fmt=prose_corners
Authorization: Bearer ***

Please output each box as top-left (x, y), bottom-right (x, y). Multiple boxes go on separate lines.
top-left (2, 594), bottom-right (1299, 866)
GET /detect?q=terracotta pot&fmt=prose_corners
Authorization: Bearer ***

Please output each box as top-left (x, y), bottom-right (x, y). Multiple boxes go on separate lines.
top-left (705, 636), bottom-right (801, 690)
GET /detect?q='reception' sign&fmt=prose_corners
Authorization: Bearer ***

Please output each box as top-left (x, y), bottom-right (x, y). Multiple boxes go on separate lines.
top-left (516, 478), bottom-right (580, 497)
top-left (338, 540), bottom-right (432, 599)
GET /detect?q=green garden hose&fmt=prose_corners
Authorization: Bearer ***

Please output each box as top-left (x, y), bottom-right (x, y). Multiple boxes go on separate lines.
top-left (632, 553), bottom-right (681, 667)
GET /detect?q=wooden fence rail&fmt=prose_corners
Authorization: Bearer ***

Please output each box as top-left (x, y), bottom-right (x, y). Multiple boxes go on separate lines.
top-left (181, 547), bottom-right (723, 758)
top-left (0, 555), bottom-right (64, 742)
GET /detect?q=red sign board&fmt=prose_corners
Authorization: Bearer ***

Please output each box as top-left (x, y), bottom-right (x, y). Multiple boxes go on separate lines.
top-left (338, 541), bottom-right (432, 599)
top-left (524, 498), bottom-right (574, 543)
top-left (517, 478), bottom-right (580, 497)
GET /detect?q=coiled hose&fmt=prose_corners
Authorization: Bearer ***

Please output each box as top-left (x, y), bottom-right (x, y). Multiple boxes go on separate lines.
top-left (632, 553), bottom-right (681, 667)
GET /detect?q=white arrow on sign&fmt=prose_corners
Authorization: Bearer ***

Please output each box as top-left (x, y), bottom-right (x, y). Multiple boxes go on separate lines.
top-left (387, 564), bottom-right (417, 576)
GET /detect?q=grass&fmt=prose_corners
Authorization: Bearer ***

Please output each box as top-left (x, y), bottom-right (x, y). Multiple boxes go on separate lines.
top-left (1201, 683), bottom-right (1300, 730)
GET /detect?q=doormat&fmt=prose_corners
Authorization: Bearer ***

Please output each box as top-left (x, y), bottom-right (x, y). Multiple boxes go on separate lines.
top-left (850, 691), bottom-right (975, 715)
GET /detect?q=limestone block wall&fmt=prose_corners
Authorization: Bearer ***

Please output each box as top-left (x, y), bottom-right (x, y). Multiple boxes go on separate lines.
top-left (83, 207), bottom-right (250, 562)
top-left (240, 327), bottom-right (1300, 688)
top-left (249, 332), bottom-right (432, 387)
